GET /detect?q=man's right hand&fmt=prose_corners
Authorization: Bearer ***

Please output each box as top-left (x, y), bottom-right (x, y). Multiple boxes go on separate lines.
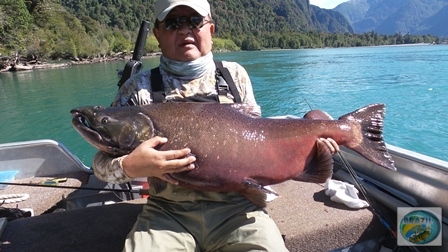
top-left (122, 136), bottom-right (196, 184)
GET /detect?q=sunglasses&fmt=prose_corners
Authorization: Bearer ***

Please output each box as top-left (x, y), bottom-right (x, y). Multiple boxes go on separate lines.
top-left (161, 16), bottom-right (212, 31)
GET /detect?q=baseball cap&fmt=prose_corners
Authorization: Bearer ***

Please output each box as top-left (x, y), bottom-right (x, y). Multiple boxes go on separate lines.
top-left (155, 0), bottom-right (211, 21)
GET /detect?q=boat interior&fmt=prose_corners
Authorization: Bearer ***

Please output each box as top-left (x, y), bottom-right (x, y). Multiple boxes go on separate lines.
top-left (0, 139), bottom-right (446, 251)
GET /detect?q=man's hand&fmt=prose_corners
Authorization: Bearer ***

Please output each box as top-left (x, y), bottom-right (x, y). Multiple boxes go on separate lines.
top-left (122, 136), bottom-right (196, 184)
top-left (318, 138), bottom-right (340, 154)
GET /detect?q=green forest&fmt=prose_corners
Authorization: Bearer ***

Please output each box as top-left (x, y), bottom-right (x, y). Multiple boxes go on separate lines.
top-left (0, 0), bottom-right (442, 61)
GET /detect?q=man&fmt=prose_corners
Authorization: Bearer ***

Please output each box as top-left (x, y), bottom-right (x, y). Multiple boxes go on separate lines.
top-left (93, 0), bottom-right (337, 251)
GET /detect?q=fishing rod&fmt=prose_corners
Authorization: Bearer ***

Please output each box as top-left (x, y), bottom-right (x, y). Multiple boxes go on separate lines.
top-left (337, 153), bottom-right (422, 252)
top-left (301, 99), bottom-right (417, 251)
top-left (336, 153), bottom-right (397, 237)
top-left (117, 20), bottom-right (150, 89)
top-left (0, 181), bottom-right (149, 195)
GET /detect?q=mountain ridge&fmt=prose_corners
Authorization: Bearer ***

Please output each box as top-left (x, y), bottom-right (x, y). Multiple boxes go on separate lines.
top-left (1, 0), bottom-right (442, 62)
top-left (333, 0), bottom-right (448, 36)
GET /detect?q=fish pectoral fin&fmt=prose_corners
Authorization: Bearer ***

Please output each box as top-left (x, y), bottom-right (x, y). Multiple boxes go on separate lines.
top-left (294, 140), bottom-right (333, 183)
top-left (148, 177), bottom-right (167, 193)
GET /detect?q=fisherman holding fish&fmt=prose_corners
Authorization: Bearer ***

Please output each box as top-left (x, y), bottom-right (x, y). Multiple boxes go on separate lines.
top-left (92, 0), bottom-right (339, 251)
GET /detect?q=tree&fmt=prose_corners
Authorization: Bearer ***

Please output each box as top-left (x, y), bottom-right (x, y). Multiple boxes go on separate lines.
top-left (0, 0), bottom-right (32, 53)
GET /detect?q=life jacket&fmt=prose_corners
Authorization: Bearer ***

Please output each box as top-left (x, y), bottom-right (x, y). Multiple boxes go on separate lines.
top-left (150, 61), bottom-right (242, 104)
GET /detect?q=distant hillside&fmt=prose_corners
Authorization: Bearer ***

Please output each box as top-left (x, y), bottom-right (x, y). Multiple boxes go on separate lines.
top-left (309, 5), bottom-right (354, 33)
top-left (1, 0), bottom-right (440, 63)
top-left (333, 0), bottom-right (448, 36)
top-left (59, 0), bottom-right (354, 36)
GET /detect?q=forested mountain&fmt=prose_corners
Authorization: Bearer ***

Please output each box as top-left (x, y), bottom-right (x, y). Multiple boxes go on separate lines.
top-left (59, 0), bottom-right (353, 37)
top-left (60, 0), bottom-right (151, 32)
top-left (0, 0), bottom-right (441, 63)
top-left (333, 0), bottom-right (448, 36)
top-left (0, 0), bottom-right (354, 59)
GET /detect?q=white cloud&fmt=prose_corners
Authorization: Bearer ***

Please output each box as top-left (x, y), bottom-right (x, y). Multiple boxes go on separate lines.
top-left (309, 0), bottom-right (350, 9)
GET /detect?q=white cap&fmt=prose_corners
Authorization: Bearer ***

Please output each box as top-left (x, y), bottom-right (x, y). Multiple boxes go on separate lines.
top-left (155, 0), bottom-right (211, 21)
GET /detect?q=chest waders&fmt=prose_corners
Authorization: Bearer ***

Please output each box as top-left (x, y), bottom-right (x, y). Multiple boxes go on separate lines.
top-left (149, 61), bottom-right (242, 104)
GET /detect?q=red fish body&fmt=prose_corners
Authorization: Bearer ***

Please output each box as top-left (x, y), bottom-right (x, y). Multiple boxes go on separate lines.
top-left (71, 103), bottom-right (395, 207)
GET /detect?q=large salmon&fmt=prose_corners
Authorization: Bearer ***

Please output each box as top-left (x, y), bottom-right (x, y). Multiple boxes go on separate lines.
top-left (71, 103), bottom-right (395, 207)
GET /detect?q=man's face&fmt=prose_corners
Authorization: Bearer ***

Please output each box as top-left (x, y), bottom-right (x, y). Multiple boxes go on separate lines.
top-left (154, 6), bottom-right (215, 62)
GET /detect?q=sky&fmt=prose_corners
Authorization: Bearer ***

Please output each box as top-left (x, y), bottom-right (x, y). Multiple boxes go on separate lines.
top-left (309, 0), bottom-right (350, 9)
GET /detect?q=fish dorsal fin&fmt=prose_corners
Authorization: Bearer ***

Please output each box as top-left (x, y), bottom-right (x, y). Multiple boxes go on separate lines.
top-left (230, 104), bottom-right (261, 118)
top-left (294, 139), bottom-right (333, 183)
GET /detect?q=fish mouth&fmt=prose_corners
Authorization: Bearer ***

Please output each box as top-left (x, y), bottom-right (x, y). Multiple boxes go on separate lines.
top-left (71, 110), bottom-right (99, 137)
top-left (70, 107), bottom-right (127, 156)
top-left (71, 109), bottom-right (107, 147)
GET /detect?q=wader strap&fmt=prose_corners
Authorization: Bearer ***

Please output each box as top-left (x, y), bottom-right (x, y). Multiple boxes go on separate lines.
top-left (150, 67), bottom-right (165, 103)
top-left (214, 61), bottom-right (242, 103)
top-left (149, 61), bottom-right (241, 103)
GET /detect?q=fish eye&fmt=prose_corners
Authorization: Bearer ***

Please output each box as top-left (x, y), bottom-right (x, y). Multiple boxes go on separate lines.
top-left (101, 117), bottom-right (109, 124)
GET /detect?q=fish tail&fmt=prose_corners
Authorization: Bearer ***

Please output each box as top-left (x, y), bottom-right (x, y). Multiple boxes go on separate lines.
top-left (339, 104), bottom-right (396, 171)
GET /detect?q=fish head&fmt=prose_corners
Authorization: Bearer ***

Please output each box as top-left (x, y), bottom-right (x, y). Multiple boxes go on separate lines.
top-left (70, 106), bottom-right (155, 155)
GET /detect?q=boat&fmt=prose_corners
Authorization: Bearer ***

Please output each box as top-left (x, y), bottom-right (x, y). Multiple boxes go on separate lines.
top-left (0, 131), bottom-right (446, 252)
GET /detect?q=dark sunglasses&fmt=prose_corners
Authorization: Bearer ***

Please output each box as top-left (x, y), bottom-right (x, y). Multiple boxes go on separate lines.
top-left (161, 16), bottom-right (212, 31)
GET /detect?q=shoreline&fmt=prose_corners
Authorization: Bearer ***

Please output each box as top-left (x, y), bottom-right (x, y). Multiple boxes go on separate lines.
top-left (0, 52), bottom-right (161, 73)
top-left (2, 42), bottom-right (443, 73)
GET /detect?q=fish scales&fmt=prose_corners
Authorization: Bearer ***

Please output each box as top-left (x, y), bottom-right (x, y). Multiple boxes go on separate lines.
top-left (71, 102), bottom-right (396, 207)
top-left (140, 104), bottom-right (344, 182)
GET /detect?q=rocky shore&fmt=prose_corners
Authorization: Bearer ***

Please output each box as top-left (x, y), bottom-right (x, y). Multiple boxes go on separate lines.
top-left (0, 52), bottom-right (161, 73)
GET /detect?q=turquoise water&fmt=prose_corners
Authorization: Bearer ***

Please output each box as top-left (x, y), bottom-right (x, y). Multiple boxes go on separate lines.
top-left (1, 44), bottom-right (447, 166)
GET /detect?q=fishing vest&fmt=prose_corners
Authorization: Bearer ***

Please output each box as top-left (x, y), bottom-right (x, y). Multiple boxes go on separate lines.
top-left (150, 61), bottom-right (242, 104)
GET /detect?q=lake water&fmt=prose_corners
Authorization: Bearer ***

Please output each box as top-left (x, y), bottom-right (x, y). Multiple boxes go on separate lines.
top-left (1, 44), bottom-right (447, 166)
